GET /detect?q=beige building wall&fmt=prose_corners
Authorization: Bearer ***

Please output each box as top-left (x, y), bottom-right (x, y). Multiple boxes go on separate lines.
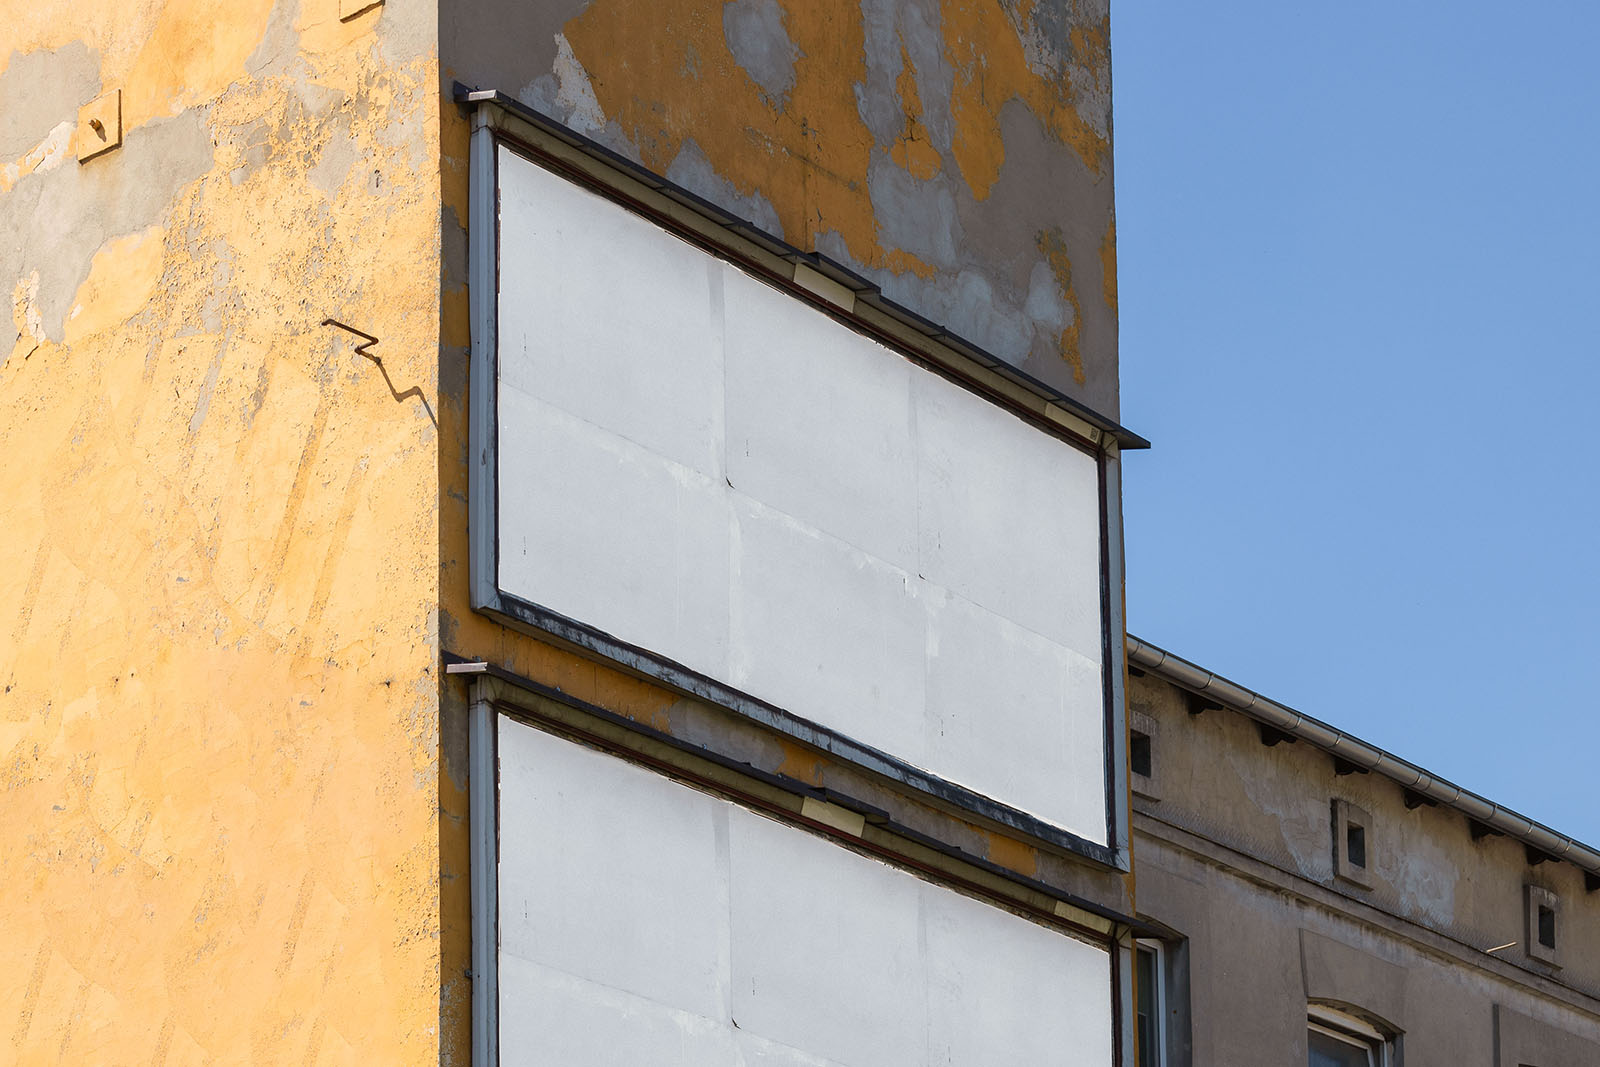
top-left (1128, 665), bottom-right (1600, 1065)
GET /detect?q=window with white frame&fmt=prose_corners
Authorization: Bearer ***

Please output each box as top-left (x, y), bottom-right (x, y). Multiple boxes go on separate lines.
top-left (1308, 1004), bottom-right (1391, 1067)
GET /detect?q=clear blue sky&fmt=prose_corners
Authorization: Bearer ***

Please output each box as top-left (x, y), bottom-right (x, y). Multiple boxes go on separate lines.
top-left (1114, 3), bottom-right (1600, 842)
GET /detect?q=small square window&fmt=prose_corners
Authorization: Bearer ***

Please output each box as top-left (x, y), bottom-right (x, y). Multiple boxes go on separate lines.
top-left (1130, 711), bottom-right (1161, 802)
top-left (1131, 731), bottom-right (1152, 779)
top-left (1538, 905), bottom-right (1556, 950)
top-left (1332, 800), bottom-right (1374, 888)
top-left (1346, 823), bottom-right (1366, 870)
top-left (1526, 885), bottom-right (1561, 965)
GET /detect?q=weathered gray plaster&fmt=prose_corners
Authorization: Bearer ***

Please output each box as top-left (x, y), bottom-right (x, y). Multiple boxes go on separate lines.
top-left (863, 148), bottom-right (960, 268)
top-left (1300, 928), bottom-right (1406, 1030)
top-left (1379, 823), bottom-right (1458, 928)
top-left (373, 0), bottom-right (440, 71)
top-left (442, 0), bottom-right (1122, 413)
top-left (0, 110), bottom-right (213, 343)
top-left (899, 2), bottom-right (953, 154)
top-left (0, 42), bottom-right (102, 163)
top-left (847, 1), bottom-right (1108, 391)
top-left (519, 35), bottom-right (644, 167)
top-left (854, 0), bottom-right (953, 155)
top-left (852, 0), bottom-right (905, 147)
top-left (1496, 1003), bottom-right (1600, 1066)
top-left (308, 126), bottom-right (362, 198)
top-left (521, 33), bottom-right (603, 137)
top-left (665, 139), bottom-right (783, 236)
top-left (441, 0), bottom-right (585, 91)
top-left (721, 0), bottom-right (800, 106)
top-left (245, 0), bottom-right (305, 78)
top-left (818, 97), bottom-right (1118, 414)
top-left (441, 202), bottom-right (468, 292)
top-left (961, 99), bottom-right (1115, 409)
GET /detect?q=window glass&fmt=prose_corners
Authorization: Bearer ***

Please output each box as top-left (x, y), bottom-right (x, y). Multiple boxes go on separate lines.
top-left (1309, 1025), bottom-right (1374, 1067)
top-left (1136, 943), bottom-right (1161, 1065)
top-left (1346, 824), bottom-right (1366, 869)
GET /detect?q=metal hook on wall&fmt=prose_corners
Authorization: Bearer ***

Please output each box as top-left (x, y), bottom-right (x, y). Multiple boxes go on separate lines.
top-left (321, 318), bottom-right (380, 359)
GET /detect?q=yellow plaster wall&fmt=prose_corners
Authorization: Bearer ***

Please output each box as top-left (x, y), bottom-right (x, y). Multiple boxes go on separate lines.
top-left (1, 0), bottom-right (452, 1060)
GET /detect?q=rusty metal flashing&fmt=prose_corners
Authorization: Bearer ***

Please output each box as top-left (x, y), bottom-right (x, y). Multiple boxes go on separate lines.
top-left (452, 83), bottom-right (1148, 451)
top-left (461, 91), bottom-right (1132, 872)
top-left (446, 652), bottom-right (1151, 941)
top-left (1125, 634), bottom-right (1600, 877)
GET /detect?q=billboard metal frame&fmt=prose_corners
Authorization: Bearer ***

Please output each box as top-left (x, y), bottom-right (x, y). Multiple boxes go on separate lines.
top-left (463, 669), bottom-right (1140, 1066)
top-left (464, 94), bottom-right (1135, 873)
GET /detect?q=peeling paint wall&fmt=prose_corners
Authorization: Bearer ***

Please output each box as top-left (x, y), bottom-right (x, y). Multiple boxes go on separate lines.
top-left (1, 0), bottom-right (452, 1060)
top-left (441, 0), bottom-right (1120, 414)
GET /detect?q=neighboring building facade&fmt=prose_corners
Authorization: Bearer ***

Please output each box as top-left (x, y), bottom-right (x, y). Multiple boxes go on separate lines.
top-left (1126, 637), bottom-right (1600, 1067)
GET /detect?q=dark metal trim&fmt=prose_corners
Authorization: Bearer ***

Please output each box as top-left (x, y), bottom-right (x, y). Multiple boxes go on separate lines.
top-left (452, 653), bottom-right (1149, 935)
top-left (464, 592), bottom-right (1126, 870)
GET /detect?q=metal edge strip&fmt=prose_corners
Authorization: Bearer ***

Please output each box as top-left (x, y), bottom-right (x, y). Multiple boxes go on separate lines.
top-left (479, 595), bottom-right (1126, 871)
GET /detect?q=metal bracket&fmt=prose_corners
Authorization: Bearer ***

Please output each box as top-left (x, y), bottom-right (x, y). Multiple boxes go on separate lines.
top-left (321, 318), bottom-right (379, 357)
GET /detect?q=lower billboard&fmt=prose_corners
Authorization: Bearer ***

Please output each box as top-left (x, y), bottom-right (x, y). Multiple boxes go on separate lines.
top-left (494, 714), bottom-right (1115, 1066)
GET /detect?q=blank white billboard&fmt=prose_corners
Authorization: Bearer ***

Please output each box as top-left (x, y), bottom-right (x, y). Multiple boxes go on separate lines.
top-left (494, 145), bottom-right (1108, 843)
top-left (497, 717), bottom-right (1115, 1066)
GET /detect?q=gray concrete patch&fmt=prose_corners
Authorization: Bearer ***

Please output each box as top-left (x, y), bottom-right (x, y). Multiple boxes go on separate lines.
top-left (865, 148), bottom-right (960, 268)
top-left (0, 109), bottom-right (213, 343)
top-left (665, 138), bottom-right (783, 238)
top-left (439, 0), bottom-right (588, 94)
top-left (0, 42), bottom-right (102, 162)
top-left (721, 0), bottom-right (800, 106)
top-left (245, 0), bottom-right (304, 78)
top-left (853, 0), bottom-right (904, 146)
top-left (308, 126), bottom-right (362, 198)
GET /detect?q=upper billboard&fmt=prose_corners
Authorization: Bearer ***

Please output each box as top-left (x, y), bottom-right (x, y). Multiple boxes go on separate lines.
top-left (444, 0), bottom-right (1119, 410)
top-left (476, 140), bottom-right (1116, 851)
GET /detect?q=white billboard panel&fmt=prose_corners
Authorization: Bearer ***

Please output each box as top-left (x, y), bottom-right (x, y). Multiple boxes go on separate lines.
top-left (497, 717), bottom-right (1115, 1066)
top-left (494, 144), bottom-right (1108, 844)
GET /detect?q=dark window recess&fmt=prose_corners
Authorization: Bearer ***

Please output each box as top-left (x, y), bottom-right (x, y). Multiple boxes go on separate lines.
top-left (1131, 732), bottom-right (1153, 778)
top-left (1346, 823), bottom-right (1367, 870)
top-left (1538, 904), bottom-right (1557, 950)
top-left (1135, 944), bottom-right (1157, 1064)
